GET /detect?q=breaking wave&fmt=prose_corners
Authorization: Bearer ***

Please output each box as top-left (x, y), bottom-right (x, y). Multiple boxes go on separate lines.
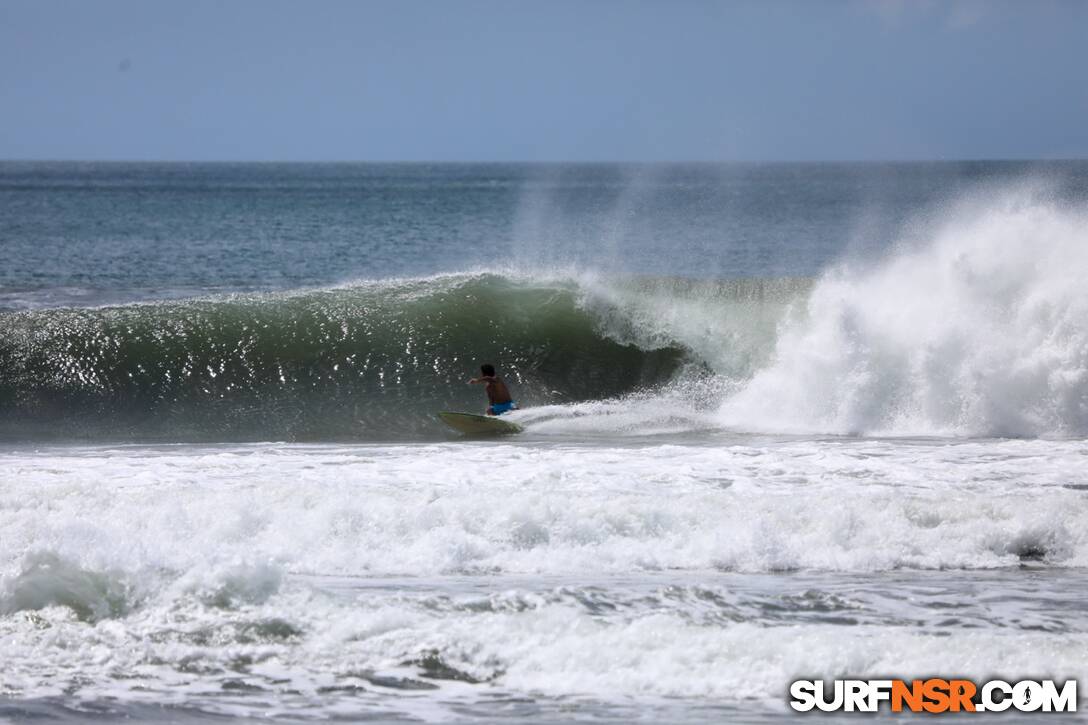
top-left (1, 188), bottom-right (1085, 441)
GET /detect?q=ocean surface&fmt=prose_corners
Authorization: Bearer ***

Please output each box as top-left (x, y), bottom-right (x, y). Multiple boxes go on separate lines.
top-left (1, 161), bottom-right (1087, 722)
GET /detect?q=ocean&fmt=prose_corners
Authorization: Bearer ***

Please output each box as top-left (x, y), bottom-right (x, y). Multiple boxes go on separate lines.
top-left (1, 161), bottom-right (1087, 722)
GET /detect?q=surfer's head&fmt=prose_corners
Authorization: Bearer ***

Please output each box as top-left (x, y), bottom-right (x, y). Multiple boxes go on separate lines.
top-left (480, 364), bottom-right (496, 377)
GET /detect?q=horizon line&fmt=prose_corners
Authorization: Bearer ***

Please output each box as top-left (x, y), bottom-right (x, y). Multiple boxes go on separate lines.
top-left (2, 156), bottom-right (1087, 165)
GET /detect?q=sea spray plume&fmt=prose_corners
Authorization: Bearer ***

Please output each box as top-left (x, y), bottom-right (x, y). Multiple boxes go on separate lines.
top-left (506, 164), bottom-right (792, 279)
top-left (509, 165), bottom-right (661, 274)
top-left (719, 186), bottom-right (1088, 437)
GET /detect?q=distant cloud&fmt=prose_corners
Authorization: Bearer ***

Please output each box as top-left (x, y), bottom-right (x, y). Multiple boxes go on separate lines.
top-left (865, 0), bottom-right (934, 25)
top-left (862, 0), bottom-right (990, 30)
top-left (944, 0), bottom-right (990, 28)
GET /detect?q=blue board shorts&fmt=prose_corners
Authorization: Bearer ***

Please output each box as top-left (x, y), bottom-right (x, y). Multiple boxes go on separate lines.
top-left (488, 401), bottom-right (517, 416)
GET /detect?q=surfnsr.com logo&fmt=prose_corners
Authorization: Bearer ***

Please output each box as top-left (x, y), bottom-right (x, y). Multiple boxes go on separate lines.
top-left (789, 679), bottom-right (1077, 713)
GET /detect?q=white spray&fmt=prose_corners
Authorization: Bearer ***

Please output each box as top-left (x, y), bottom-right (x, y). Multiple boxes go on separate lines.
top-left (720, 186), bottom-right (1088, 437)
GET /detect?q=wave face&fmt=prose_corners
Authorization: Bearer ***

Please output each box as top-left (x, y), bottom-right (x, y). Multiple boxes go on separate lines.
top-left (720, 189), bottom-right (1088, 437)
top-left (1, 274), bottom-right (776, 441)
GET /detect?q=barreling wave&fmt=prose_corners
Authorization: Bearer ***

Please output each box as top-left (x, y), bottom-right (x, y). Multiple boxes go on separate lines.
top-left (4, 187), bottom-right (1084, 442)
top-left (0, 273), bottom-right (804, 442)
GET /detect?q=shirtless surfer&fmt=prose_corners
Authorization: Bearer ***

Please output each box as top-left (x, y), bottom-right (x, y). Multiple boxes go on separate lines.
top-left (468, 363), bottom-right (517, 415)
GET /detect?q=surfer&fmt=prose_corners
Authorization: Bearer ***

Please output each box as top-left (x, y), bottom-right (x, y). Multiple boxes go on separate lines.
top-left (468, 363), bottom-right (517, 415)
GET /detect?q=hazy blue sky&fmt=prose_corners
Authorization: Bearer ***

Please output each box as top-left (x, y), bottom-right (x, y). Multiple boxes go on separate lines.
top-left (1, 0), bottom-right (1085, 161)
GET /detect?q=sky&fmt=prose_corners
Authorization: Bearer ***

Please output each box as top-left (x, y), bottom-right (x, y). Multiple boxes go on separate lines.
top-left (1, 0), bottom-right (1086, 162)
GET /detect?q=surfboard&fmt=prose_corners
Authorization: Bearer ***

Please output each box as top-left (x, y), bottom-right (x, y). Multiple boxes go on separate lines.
top-left (438, 411), bottom-right (524, 435)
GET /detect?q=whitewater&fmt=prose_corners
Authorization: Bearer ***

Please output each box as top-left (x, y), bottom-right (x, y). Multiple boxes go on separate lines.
top-left (2, 162), bottom-right (1087, 721)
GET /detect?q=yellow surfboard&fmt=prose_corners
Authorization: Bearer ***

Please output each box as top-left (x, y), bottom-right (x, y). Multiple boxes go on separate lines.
top-left (438, 411), bottom-right (524, 435)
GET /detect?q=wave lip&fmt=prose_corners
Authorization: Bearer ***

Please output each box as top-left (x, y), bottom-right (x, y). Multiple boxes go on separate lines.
top-left (0, 552), bottom-right (133, 622)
